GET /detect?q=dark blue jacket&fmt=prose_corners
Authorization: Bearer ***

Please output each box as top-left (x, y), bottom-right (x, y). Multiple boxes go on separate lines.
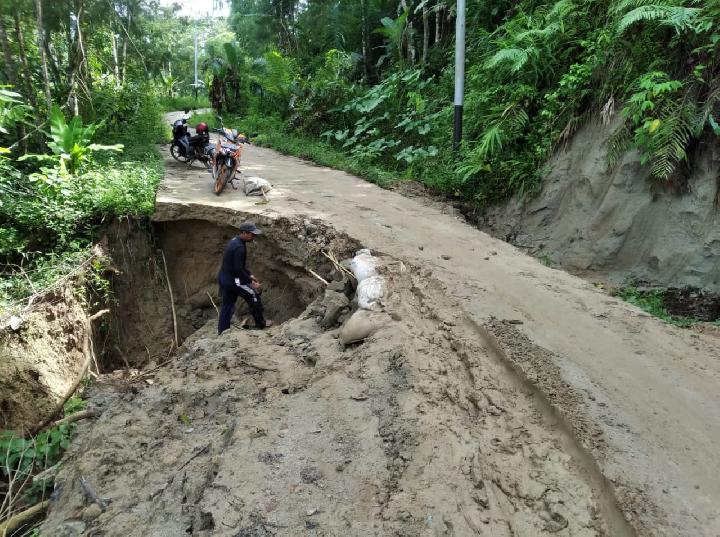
top-left (218, 236), bottom-right (252, 287)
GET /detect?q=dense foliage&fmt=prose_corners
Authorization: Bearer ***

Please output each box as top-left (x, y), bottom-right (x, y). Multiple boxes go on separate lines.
top-left (212, 0), bottom-right (720, 204)
top-left (0, 1), bottom-right (218, 307)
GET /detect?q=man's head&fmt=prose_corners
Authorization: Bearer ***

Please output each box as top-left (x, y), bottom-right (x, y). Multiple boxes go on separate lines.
top-left (238, 221), bottom-right (263, 241)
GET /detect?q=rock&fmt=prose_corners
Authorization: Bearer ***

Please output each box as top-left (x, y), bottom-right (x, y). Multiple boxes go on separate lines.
top-left (320, 290), bottom-right (350, 328)
top-left (8, 315), bottom-right (22, 331)
top-left (55, 520), bottom-right (87, 537)
top-left (300, 466), bottom-right (323, 484)
top-left (327, 279), bottom-right (346, 292)
top-left (81, 504), bottom-right (103, 521)
top-left (340, 310), bottom-right (390, 345)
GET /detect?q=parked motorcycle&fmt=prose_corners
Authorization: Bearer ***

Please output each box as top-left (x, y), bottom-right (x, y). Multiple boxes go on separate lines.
top-left (213, 115), bottom-right (252, 144)
top-left (170, 111), bottom-right (213, 170)
top-left (211, 138), bottom-right (243, 195)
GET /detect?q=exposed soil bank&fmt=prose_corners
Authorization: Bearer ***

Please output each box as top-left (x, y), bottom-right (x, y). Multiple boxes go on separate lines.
top-left (101, 216), bottom-right (359, 368)
top-left (478, 118), bottom-right (720, 293)
top-left (0, 285), bottom-right (88, 431)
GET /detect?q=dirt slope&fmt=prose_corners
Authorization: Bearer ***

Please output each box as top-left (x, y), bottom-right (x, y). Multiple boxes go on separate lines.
top-left (43, 262), bottom-right (631, 536)
top-left (43, 114), bottom-right (720, 536)
top-left (479, 117), bottom-right (720, 292)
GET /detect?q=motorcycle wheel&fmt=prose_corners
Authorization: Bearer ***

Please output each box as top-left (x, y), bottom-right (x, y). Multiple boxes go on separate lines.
top-left (214, 164), bottom-right (229, 195)
top-left (170, 143), bottom-right (189, 163)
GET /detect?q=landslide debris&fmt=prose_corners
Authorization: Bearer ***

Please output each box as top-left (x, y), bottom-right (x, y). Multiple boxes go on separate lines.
top-left (42, 257), bottom-right (632, 536)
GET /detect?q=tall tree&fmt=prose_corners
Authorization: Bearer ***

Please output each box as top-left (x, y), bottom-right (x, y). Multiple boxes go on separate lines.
top-left (13, 12), bottom-right (39, 114)
top-left (35, 0), bottom-right (53, 118)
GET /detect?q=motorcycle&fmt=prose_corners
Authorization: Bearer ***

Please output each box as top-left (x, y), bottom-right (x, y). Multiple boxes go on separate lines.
top-left (170, 111), bottom-right (213, 170)
top-left (213, 115), bottom-right (253, 144)
top-left (211, 138), bottom-right (243, 195)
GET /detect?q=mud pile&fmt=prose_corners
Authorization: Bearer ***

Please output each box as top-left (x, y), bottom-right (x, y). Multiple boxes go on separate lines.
top-left (0, 285), bottom-right (89, 430)
top-left (42, 257), bottom-right (633, 536)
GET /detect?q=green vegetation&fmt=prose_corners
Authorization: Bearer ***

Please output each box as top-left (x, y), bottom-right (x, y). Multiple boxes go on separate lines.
top-left (0, 395), bottom-right (88, 521)
top-left (0, 90), bottom-right (165, 307)
top-left (208, 0), bottom-right (720, 204)
top-left (615, 286), bottom-right (698, 328)
top-left (158, 95), bottom-right (212, 113)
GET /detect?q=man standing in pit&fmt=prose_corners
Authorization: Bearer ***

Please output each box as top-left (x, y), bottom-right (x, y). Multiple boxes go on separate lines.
top-left (217, 222), bottom-right (274, 334)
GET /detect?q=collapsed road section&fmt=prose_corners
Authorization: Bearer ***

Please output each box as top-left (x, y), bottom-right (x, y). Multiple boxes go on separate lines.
top-left (42, 220), bottom-right (634, 536)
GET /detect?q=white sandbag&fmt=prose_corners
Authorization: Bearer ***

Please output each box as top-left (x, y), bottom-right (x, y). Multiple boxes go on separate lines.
top-left (350, 249), bottom-right (377, 282)
top-left (340, 309), bottom-right (388, 345)
top-left (357, 275), bottom-right (385, 310)
top-left (243, 176), bottom-right (272, 196)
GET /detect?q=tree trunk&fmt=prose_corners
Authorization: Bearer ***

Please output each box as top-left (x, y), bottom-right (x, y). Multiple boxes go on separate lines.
top-left (435, 2), bottom-right (442, 44)
top-left (36, 0), bottom-right (53, 119)
top-left (111, 31), bottom-right (120, 87)
top-left (422, 4), bottom-right (429, 65)
top-left (399, 0), bottom-right (415, 64)
top-left (361, 0), bottom-right (370, 79)
top-left (121, 3), bottom-right (131, 84)
top-left (75, 0), bottom-right (92, 97)
top-left (0, 17), bottom-right (18, 88)
top-left (14, 13), bottom-right (39, 113)
top-left (43, 38), bottom-right (62, 89)
top-left (0, 16), bottom-right (26, 150)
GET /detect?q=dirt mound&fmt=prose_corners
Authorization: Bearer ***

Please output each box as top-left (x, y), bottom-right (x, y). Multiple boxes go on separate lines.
top-left (0, 284), bottom-right (89, 431)
top-left (42, 259), bottom-right (632, 536)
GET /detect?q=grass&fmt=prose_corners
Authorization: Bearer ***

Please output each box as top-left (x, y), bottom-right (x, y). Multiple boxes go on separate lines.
top-left (615, 287), bottom-right (698, 328)
top-left (158, 94), bottom-right (211, 113)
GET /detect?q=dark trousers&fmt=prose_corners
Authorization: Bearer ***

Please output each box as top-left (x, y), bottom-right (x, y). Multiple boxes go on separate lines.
top-left (218, 281), bottom-right (265, 334)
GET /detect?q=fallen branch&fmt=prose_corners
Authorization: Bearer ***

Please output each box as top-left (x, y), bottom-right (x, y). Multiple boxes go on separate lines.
top-left (322, 251), bottom-right (355, 281)
top-left (124, 359), bottom-right (174, 384)
top-left (206, 291), bottom-right (219, 316)
top-left (88, 309), bottom-right (110, 322)
top-left (239, 359), bottom-right (278, 373)
top-left (31, 310), bottom-right (108, 434)
top-left (49, 409), bottom-right (99, 430)
top-left (160, 250), bottom-right (179, 350)
top-left (178, 444), bottom-right (210, 470)
top-left (307, 268), bottom-right (329, 286)
top-left (0, 500), bottom-right (49, 535)
top-left (79, 476), bottom-right (109, 511)
top-left (32, 463), bottom-right (61, 484)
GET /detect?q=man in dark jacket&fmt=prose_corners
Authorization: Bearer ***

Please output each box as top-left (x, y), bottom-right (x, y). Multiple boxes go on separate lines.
top-left (217, 222), bottom-right (273, 334)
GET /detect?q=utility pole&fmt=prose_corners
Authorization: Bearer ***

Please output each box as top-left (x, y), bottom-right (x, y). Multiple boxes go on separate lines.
top-left (194, 32), bottom-right (199, 99)
top-left (453, 0), bottom-right (466, 151)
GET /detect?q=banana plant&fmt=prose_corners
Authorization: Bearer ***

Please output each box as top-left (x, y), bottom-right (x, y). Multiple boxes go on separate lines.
top-left (20, 106), bottom-right (123, 174)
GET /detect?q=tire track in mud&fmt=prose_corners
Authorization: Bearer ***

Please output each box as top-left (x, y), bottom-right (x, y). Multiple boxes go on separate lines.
top-left (41, 243), bottom-right (636, 536)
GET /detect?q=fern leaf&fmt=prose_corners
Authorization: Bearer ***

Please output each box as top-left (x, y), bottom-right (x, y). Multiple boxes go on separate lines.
top-left (648, 101), bottom-right (696, 180)
top-left (477, 124), bottom-right (505, 159)
top-left (606, 123), bottom-right (633, 168)
top-left (485, 48), bottom-right (529, 72)
top-left (617, 5), bottom-right (701, 34)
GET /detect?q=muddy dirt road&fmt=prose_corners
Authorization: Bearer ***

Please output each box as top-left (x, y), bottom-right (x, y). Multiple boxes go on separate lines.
top-left (43, 116), bottom-right (719, 536)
